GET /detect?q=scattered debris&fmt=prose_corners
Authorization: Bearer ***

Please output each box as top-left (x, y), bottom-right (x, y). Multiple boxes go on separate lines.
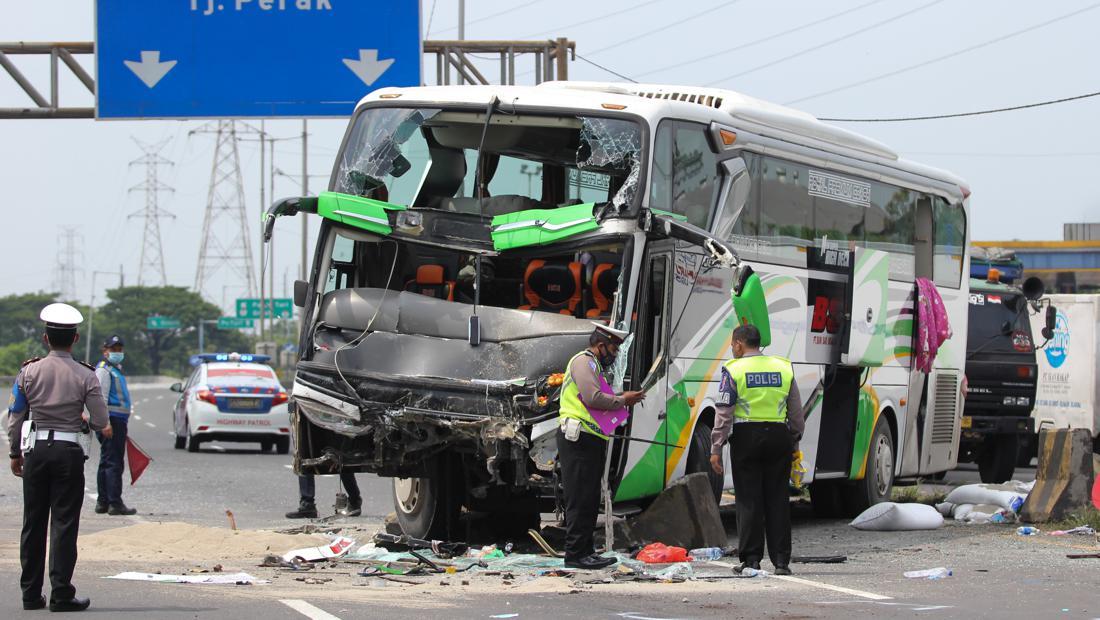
top-left (1049, 526), bottom-right (1096, 536)
top-left (374, 532), bottom-right (468, 558)
top-left (225, 510), bottom-right (237, 531)
top-left (636, 543), bottom-right (690, 564)
top-left (653, 563), bottom-right (693, 581)
top-left (528, 529), bottom-right (564, 558)
top-left (282, 536), bottom-right (356, 563)
top-left (791, 556), bottom-right (846, 564)
top-left (106, 571), bottom-right (265, 585)
top-left (903, 567), bottom-right (952, 580)
top-left (1016, 526), bottom-right (1040, 536)
top-left (295, 577), bottom-right (332, 585)
top-left (1066, 553), bottom-right (1100, 559)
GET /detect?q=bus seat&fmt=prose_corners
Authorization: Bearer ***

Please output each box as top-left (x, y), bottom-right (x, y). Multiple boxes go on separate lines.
top-left (404, 264), bottom-right (455, 301)
top-left (585, 263), bottom-right (621, 319)
top-left (519, 259), bottom-right (582, 315)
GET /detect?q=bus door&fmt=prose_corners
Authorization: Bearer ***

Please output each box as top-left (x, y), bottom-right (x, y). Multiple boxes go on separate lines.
top-left (614, 240), bottom-right (674, 500)
top-left (816, 247), bottom-right (890, 477)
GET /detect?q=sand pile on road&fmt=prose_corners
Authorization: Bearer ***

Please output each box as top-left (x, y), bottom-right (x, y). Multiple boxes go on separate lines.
top-left (79, 521), bottom-right (330, 563)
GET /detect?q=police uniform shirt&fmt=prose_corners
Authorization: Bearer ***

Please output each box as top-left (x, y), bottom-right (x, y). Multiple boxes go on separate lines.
top-left (7, 352), bottom-right (110, 454)
top-left (710, 351), bottom-right (805, 456)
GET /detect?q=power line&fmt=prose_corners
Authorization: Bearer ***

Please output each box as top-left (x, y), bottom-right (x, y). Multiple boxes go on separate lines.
top-left (787, 1), bottom-right (1100, 105)
top-left (586, 0), bottom-right (741, 57)
top-left (432, 0), bottom-right (543, 35)
top-left (635, 0), bottom-right (886, 79)
top-left (519, 0), bottom-right (669, 39)
top-left (575, 54), bottom-right (638, 83)
top-left (424, 0), bottom-right (437, 39)
top-left (706, 0), bottom-right (944, 86)
top-left (820, 89), bottom-right (1100, 122)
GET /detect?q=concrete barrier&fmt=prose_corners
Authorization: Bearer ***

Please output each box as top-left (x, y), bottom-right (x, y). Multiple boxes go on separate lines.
top-left (1020, 428), bottom-right (1096, 523)
top-left (622, 472), bottom-right (726, 549)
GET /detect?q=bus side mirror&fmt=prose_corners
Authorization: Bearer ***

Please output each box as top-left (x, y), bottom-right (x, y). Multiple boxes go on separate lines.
top-left (1022, 276), bottom-right (1045, 301)
top-left (169, 382), bottom-right (183, 393)
top-left (293, 280), bottom-right (309, 308)
top-left (264, 196), bottom-right (318, 242)
top-left (1042, 305), bottom-right (1057, 339)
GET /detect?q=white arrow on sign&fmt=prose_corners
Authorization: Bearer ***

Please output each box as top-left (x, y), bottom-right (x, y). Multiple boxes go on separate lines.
top-left (124, 51), bottom-right (177, 89)
top-left (342, 49), bottom-right (395, 87)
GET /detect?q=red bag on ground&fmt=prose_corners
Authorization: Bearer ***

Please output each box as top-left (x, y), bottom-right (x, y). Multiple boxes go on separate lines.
top-left (636, 542), bottom-right (690, 564)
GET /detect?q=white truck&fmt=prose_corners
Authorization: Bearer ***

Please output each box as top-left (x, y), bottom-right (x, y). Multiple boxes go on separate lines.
top-left (1028, 294), bottom-right (1100, 453)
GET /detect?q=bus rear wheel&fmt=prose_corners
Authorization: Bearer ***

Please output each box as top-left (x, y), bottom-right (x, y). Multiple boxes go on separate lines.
top-left (841, 416), bottom-right (894, 517)
top-left (686, 420), bottom-right (722, 504)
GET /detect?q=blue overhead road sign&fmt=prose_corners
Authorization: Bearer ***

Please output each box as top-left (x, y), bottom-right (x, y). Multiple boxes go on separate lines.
top-left (95, 0), bottom-right (421, 119)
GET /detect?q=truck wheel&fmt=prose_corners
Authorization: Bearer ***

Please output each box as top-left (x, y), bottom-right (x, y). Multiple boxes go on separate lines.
top-left (392, 461), bottom-right (461, 539)
top-left (841, 416), bottom-right (895, 517)
top-left (686, 420), bottom-right (722, 504)
top-left (1015, 435), bottom-right (1036, 468)
top-left (978, 434), bottom-right (1018, 483)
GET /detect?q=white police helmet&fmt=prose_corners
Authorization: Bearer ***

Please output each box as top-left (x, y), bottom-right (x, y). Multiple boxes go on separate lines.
top-left (40, 303), bottom-right (84, 329)
top-left (591, 322), bottom-right (629, 344)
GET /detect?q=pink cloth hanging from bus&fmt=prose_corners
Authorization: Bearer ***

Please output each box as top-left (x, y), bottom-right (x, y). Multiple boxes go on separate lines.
top-left (914, 277), bottom-right (952, 373)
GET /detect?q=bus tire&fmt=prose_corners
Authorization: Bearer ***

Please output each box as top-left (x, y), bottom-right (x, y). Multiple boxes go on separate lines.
top-left (686, 421), bottom-right (722, 504)
top-left (809, 481), bottom-right (844, 518)
top-left (841, 416), bottom-right (895, 517)
top-left (392, 460), bottom-right (462, 540)
top-left (978, 434), bottom-right (1018, 483)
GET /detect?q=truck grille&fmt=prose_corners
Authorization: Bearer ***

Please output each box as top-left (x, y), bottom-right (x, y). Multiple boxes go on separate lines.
top-left (931, 371), bottom-right (959, 445)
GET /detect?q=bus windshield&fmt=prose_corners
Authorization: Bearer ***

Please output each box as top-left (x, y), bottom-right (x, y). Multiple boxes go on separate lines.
top-left (334, 107), bottom-right (643, 216)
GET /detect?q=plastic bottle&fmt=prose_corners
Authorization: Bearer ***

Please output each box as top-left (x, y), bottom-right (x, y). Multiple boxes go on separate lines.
top-left (1016, 526), bottom-right (1040, 536)
top-left (903, 567), bottom-right (952, 579)
top-left (740, 567), bottom-right (762, 578)
top-left (688, 547), bottom-right (723, 561)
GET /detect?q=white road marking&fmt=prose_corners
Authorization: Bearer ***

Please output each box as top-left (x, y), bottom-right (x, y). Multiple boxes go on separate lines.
top-left (208, 445), bottom-right (225, 452)
top-left (155, 395), bottom-right (165, 400)
top-left (818, 601), bottom-right (951, 611)
top-left (706, 561), bottom-right (891, 600)
top-left (280, 599), bottom-right (341, 620)
top-left (133, 415), bottom-right (141, 420)
top-left (144, 422), bottom-right (156, 428)
top-left (284, 464), bottom-right (294, 469)
top-left (86, 494), bottom-right (97, 501)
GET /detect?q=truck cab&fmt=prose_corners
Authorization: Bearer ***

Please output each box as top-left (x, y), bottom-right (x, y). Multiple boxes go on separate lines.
top-left (961, 260), bottom-right (1048, 482)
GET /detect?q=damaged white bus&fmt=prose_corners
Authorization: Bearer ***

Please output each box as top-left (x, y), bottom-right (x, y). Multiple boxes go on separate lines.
top-left (264, 82), bottom-right (971, 538)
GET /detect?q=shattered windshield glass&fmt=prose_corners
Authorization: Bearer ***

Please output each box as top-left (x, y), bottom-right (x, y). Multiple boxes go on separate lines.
top-left (334, 106), bottom-right (643, 215)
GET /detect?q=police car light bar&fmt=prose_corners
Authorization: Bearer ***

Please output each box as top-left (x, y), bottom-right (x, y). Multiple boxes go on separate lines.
top-left (193, 352), bottom-right (272, 364)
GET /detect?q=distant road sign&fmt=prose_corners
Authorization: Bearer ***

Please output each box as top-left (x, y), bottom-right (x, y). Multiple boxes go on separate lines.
top-left (217, 317), bottom-right (255, 329)
top-left (95, 0), bottom-right (421, 119)
top-left (147, 316), bottom-right (181, 330)
top-left (235, 298), bottom-right (294, 319)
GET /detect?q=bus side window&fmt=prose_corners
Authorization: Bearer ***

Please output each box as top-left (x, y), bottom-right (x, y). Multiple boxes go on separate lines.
top-left (648, 121), bottom-right (718, 230)
top-left (865, 187), bottom-right (916, 280)
top-left (933, 198), bottom-right (965, 288)
top-left (324, 234), bottom-right (357, 294)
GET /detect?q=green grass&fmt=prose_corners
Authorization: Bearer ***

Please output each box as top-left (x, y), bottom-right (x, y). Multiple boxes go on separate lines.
top-left (891, 485), bottom-right (948, 506)
top-left (1046, 507), bottom-right (1100, 532)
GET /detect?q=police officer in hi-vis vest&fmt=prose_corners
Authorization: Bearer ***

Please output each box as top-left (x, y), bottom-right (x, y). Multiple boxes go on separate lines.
top-left (710, 324), bottom-right (805, 576)
top-left (8, 303), bottom-right (111, 612)
top-left (557, 323), bottom-right (646, 570)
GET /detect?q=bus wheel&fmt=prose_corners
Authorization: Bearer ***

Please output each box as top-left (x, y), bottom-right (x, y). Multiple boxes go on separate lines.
top-left (392, 460), bottom-right (462, 539)
top-left (841, 416), bottom-right (895, 517)
top-left (686, 421), bottom-right (722, 504)
top-left (978, 434), bottom-right (1018, 483)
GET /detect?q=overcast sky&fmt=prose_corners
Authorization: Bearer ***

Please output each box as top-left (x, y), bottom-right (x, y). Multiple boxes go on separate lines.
top-left (2, 0), bottom-right (1098, 306)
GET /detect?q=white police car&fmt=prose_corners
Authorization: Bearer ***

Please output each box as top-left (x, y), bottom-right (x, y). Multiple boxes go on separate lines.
top-left (170, 353), bottom-right (291, 453)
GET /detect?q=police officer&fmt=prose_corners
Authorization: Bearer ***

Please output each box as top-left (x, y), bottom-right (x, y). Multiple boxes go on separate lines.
top-left (557, 324), bottom-right (645, 569)
top-left (710, 324), bottom-right (805, 576)
top-left (94, 335), bottom-right (137, 516)
top-left (285, 471), bottom-right (362, 519)
top-left (8, 303), bottom-right (110, 612)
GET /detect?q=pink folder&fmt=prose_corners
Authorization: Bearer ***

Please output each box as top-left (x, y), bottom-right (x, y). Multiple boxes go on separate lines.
top-left (583, 374), bottom-right (631, 435)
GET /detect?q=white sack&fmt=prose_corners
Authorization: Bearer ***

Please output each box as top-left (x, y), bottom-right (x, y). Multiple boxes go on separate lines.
top-left (850, 502), bottom-right (944, 531)
top-left (942, 483), bottom-right (1026, 513)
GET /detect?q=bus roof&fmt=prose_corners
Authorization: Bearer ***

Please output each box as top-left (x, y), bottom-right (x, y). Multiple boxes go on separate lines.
top-left (359, 82), bottom-right (968, 197)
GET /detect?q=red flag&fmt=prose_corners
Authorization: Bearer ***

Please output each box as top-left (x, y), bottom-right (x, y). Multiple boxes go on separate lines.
top-left (126, 436), bottom-right (152, 485)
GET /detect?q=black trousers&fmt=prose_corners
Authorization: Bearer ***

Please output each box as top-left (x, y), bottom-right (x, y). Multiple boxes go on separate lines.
top-left (21, 439), bottom-right (85, 603)
top-left (557, 429), bottom-right (607, 562)
top-left (299, 471), bottom-right (360, 502)
top-left (96, 417), bottom-right (128, 506)
top-left (729, 422), bottom-right (792, 567)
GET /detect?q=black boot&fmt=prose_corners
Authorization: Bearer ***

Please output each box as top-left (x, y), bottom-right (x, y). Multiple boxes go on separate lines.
top-left (108, 503), bottom-right (137, 516)
top-left (341, 495), bottom-right (362, 517)
top-left (285, 499), bottom-right (318, 519)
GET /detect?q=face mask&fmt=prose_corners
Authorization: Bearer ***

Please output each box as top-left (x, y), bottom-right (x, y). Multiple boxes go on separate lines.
top-left (107, 352), bottom-right (125, 364)
top-left (597, 346), bottom-right (617, 368)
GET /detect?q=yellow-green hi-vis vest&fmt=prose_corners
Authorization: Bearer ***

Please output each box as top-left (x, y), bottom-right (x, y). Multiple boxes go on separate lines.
top-left (558, 351), bottom-right (610, 440)
top-left (722, 355), bottom-right (794, 423)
